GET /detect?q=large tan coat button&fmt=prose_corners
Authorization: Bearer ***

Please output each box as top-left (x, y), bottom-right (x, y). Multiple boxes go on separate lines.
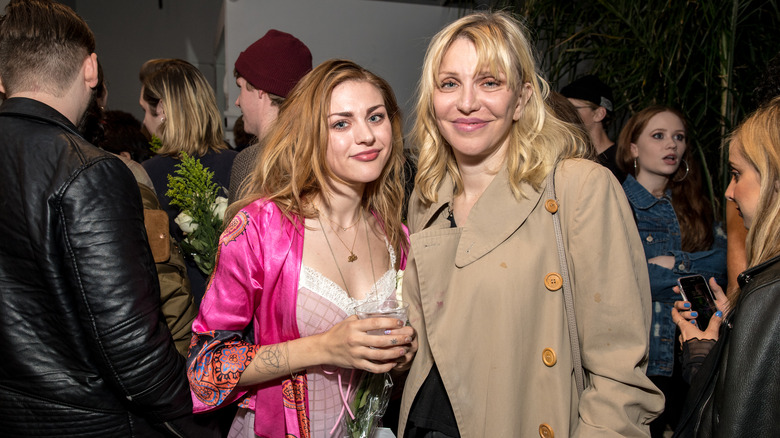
top-left (539, 423), bottom-right (554, 438)
top-left (544, 199), bottom-right (558, 214)
top-left (544, 273), bottom-right (563, 291)
top-left (542, 348), bottom-right (557, 366)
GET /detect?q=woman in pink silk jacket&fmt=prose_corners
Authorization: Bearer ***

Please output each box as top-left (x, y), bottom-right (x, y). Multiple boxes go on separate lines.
top-left (187, 59), bottom-right (415, 437)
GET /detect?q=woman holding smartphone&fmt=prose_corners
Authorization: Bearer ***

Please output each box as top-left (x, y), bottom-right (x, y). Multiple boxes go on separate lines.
top-left (672, 98), bottom-right (780, 437)
top-left (616, 106), bottom-right (727, 436)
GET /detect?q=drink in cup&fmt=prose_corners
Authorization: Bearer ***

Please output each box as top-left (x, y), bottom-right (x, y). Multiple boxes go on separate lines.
top-left (355, 300), bottom-right (408, 335)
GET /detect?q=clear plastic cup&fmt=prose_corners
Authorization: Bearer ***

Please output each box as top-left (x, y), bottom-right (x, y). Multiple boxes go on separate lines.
top-left (354, 300), bottom-right (409, 335)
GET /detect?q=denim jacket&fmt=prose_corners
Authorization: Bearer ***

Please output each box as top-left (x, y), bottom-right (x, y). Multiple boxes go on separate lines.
top-left (622, 174), bottom-right (726, 376)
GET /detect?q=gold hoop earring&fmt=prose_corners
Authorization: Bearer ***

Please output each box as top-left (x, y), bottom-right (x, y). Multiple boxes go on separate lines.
top-left (673, 159), bottom-right (690, 182)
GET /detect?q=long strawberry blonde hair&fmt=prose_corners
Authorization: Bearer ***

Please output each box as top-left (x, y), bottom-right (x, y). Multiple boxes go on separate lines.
top-left (229, 59), bottom-right (408, 257)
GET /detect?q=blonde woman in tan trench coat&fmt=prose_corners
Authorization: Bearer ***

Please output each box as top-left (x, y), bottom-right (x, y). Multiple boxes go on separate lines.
top-left (399, 12), bottom-right (664, 438)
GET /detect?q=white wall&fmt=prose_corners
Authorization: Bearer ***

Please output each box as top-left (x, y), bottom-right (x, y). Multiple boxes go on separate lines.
top-left (223, 0), bottom-right (462, 133)
top-left (75, 0), bottom-right (225, 122)
top-left (68, 0), bottom-right (461, 139)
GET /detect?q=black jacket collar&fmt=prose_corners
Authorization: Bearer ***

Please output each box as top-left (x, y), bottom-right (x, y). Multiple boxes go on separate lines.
top-left (0, 97), bottom-right (82, 137)
top-left (737, 253), bottom-right (780, 289)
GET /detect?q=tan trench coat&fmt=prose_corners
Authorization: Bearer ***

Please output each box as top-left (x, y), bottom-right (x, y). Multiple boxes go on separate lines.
top-left (399, 159), bottom-right (664, 437)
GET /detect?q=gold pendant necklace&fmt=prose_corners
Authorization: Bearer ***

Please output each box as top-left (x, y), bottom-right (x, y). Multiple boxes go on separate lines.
top-left (317, 213), bottom-right (378, 300)
top-left (321, 209), bottom-right (361, 262)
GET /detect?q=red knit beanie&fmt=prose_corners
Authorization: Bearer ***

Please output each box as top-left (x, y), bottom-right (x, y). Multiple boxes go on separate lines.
top-left (234, 29), bottom-right (312, 98)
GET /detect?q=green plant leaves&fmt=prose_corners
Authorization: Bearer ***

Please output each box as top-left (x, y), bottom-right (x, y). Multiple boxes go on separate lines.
top-left (474, 0), bottom-right (780, 212)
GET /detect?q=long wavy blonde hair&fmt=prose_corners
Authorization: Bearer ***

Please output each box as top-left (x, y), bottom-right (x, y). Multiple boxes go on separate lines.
top-left (229, 59), bottom-right (407, 257)
top-left (731, 97), bottom-right (780, 269)
top-left (413, 11), bottom-right (590, 204)
top-left (140, 58), bottom-right (226, 157)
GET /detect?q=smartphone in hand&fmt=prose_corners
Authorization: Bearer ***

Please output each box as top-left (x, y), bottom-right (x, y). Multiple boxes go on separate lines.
top-left (677, 274), bottom-right (717, 330)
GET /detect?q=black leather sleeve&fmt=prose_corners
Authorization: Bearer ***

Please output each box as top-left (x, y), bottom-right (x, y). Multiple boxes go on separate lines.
top-left (714, 281), bottom-right (780, 437)
top-left (58, 156), bottom-right (194, 424)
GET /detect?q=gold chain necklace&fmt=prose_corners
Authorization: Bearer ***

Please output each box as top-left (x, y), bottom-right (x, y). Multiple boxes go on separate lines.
top-left (320, 210), bottom-right (361, 231)
top-left (321, 209), bottom-right (361, 262)
top-left (317, 213), bottom-right (377, 300)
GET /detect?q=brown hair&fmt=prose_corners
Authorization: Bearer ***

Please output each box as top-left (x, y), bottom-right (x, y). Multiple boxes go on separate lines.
top-left (0, 0), bottom-right (95, 97)
top-left (229, 59), bottom-right (407, 257)
top-left (547, 91), bottom-right (595, 156)
top-left (617, 106), bottom-right (715, 251)
top-left (140, 59), bottom-right (225, 157)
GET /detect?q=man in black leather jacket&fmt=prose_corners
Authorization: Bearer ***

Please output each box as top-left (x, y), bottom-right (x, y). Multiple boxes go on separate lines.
top-left (0, 1), bottom-right (217, 436)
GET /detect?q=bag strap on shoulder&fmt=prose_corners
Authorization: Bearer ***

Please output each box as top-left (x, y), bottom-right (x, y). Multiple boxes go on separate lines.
top-left (545, 167), bottom-right (585, 397)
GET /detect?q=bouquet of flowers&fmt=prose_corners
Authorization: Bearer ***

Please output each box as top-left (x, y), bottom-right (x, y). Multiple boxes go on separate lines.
top-left (344, 268), bottom-right (406, 438)
top-left (344, 371), bottom-right (393, 438)
top-left (165, 151), bottom-right (227, 275)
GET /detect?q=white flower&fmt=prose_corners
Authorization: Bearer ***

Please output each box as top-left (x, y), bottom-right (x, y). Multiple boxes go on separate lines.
top-left (211, 196), bottom-right (228, 221)
top-left (395, 269), bottom-right (405, 302)
top-left (174, 212), bottom-right (199, 234)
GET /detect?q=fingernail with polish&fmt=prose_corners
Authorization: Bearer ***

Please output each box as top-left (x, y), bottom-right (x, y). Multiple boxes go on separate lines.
top-left (405, 337), bottom-right (412, 343)
top-left (716, 311), bottom-right (723, 317)
top-left (397, 320), bottom-right (404, 327)
top-left (690, 312), bottom-right (698, 317)
top-left (683, 302), bottom-right (691, 309)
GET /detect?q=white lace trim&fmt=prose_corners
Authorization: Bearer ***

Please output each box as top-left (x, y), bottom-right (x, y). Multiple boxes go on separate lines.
top-left (299, 241), bottom-right (397, 315)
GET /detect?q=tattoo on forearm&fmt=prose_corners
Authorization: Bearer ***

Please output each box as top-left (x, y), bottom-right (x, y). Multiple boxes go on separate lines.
top-left (255, 344), bottom-right (285, 374)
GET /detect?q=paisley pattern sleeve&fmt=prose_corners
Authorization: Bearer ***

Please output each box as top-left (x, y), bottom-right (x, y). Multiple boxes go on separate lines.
top-left (187, 330), bottom-right (257, 408)
top-left (187, 209), bottom-right (263, 411)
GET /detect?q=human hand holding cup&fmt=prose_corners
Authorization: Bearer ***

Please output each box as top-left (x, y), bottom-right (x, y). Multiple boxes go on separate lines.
top-left (355, 300), bottom-right (409, 335)
top-left (355, 300), bottom-right (415, 371)
top-left (346, 301), bottom-right (409, 438)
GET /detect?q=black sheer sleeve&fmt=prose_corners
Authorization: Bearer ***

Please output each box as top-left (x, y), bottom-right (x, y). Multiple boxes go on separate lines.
top-left (681, 338), bottom-right (717, 384)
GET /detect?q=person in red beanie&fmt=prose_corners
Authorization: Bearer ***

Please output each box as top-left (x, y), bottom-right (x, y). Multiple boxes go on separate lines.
top-left (228, 29), bottom-right (312, 203)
